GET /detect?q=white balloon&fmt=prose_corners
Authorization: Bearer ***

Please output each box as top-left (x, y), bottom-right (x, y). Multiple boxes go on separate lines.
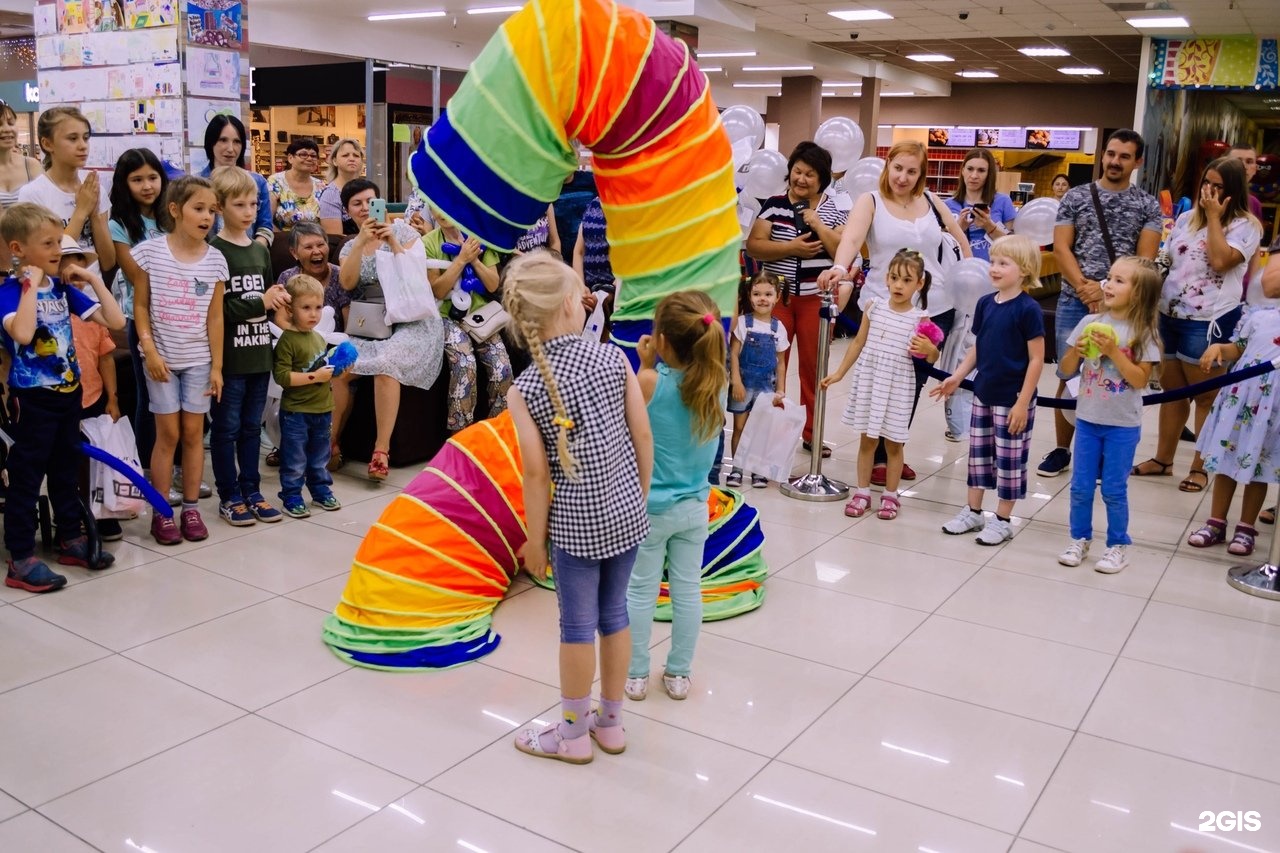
top-left (731, 137), bottom-right (754, 171)
top-left (737, 193), bottom-right (762, 239)
top-left (947, 258), bottom-right (992, 319)
top-left (844, 157), bottom-right (884, 201)
top-left (814, 117), bottom-right (865, 173)
top-left (743, 149), bottom-right (789, 199)
top-left (720, 105), bottom-right (765, 152)
top-left (1013, 197), bottom-right (1059, 245)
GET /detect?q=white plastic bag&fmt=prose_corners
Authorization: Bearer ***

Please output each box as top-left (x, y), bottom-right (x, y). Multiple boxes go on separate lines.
top-left (80, 414), bottom-right (145, 519)
top-left (582, 294), bottom-right (607, 342)
top-left (375, 238), bottom-right (435, 325)
top-left (735, 395), bottom-right (805, 482)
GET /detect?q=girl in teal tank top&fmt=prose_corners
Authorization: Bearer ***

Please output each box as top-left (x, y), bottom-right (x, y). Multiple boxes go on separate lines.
top-left (626, 291), bottom-right (728, 701)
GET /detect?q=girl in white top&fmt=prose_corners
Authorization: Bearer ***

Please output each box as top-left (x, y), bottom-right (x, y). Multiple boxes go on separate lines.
top-left (17, 107), bottom-right (114, 271)
top-left (133, 176), bottom-right (228, 545)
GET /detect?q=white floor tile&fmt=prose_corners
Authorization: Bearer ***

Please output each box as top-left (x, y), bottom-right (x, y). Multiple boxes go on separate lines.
top-left (677, 762), bottom-right (1013, 851)
top-left (0, 607), bottom-right (110, 693)
top-left (178, 519), bottom-right (360, 593)
top-left (1122, 601), bottom-right (1280, 693)
top-left (781, 678), bottom-right (1071, 833)
top-left (0, 539), bottom-right (164, 605)
top-left (123, 597), bottom-right (350, 710)
top-left (0, 789), bottom-right (25, 821)
top-left (0, 656), bottom-right (241, 804)
top-left (1153, 553), bottom-right (1280, 627)
top-left (0, 811), bottom-right (95, 852)
top-left (871, 616), bottom-right (1113, 728)
top-left (260, 665), bottom-right (560, 783)
top-left (985, 520), bottom-right (1170, 599)
top-left (42, 716), bottom-right (415, 853)
top-left (286, 574), bottom-right (350, 612)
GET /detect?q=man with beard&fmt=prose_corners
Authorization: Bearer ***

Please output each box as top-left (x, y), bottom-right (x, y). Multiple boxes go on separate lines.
top-left (1039, 129), bottom-right (1162, 478)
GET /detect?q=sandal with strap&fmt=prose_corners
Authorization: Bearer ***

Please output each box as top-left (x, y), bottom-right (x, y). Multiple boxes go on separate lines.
top-left (877, 494), bottom-right (900, 520)
top-left (513, 723), bottom-right (593, 764)
top-left (367, 449), bottom-right (389, 482)
top-left (1187, 518), bottom-right (1227, 548)
top-left (327, 441), bottom-right (344, 473)
top-left (1131, 458), bottom-right (1173, 477)
top-left (844, 493), bottom-right (871, 518)
top-left (1179, 469), bottom-right (1209, 493)
top-left (1229, 524), bottom-right (1258, 556)
top-left (1261, 506), bottom-right (1276, 525)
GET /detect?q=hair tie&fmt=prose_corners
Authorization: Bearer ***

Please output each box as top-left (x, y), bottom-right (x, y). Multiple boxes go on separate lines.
top-left (552, 415), bottom-right (575, 430)
top-left (702, 313), bottom-right (715, 326)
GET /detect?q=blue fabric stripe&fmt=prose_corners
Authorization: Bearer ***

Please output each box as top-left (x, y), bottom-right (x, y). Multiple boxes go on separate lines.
top-left (339, 632), bottom-right (502, 670)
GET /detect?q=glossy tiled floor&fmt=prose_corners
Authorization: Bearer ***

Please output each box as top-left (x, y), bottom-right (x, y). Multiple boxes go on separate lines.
top-left (4, 344), bottom-right (1280, 852)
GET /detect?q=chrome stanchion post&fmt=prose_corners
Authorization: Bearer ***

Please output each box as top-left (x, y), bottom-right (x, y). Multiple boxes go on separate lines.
top-left (1228, 519), bottom-right (1280, 600)
top-left (781, 289), bottom-right (849, 502)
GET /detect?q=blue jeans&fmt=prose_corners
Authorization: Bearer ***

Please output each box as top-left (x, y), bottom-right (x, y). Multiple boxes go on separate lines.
top-left (210, 372), bottom-right (269, 503)
top-left (277, 410), bottom-right (334, 503)
top-left (945, 388), bottom-right (973, 438)
top-left (1055, 291), bottom-right (1089, 380)
top-left (1069, 418), bottom-right (1141, 546)
top-left (627, 498), bottom-right (707, 678)
top-left (126, 320), bottom-right (155, 464)
top-left (550, 543), bottom-right (639, 644)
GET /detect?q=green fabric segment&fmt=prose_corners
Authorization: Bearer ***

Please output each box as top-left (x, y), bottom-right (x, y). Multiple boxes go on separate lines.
top-left (322, 612), bottom-right (493, 652)
top-left (613, 241), bottom-right (740, 321)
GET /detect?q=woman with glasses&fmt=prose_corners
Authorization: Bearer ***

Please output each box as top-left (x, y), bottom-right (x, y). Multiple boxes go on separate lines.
top-left (268, 139), bottom-right (325, 230)
top-left (0, 101), bottom-right (42, 212)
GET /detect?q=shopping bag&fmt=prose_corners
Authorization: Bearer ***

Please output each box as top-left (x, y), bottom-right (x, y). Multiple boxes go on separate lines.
top-left (735, 395), bottom-right (804, 482)
top-left (80, 414), bottom-right (146, 519)
top-left (375, 238), bottom-right (435, 325)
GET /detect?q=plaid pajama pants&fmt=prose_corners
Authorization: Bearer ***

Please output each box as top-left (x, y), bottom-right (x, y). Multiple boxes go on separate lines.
top-left (967, 397), bottom-right (1035, 502)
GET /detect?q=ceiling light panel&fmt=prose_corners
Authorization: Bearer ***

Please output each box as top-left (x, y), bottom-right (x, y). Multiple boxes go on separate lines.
top-left (828, 9), bottom-right (894, 21)
top-left (1019, 47), bottom-right (1070, 56)
top-left (907, 54), bottom-right (954, 62)
top-left (1126, 16), bottom-right (1190, 27)
top-left (368, 9), bottom-right (445, 20)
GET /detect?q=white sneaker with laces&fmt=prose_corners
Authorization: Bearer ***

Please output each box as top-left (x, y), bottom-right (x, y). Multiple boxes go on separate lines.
top-left (1057, 538), bottom-right (1091, 567)
top-left (662, 672), bottom-right (691, 700)
top-left (1095, 545), bottom-right (1129, 574)
top-left (942, 506), bottom-right (985, 535)
top-left (975, 517), bottom-right (1013, 546)
top-left (624, 676), bottom-right (648, 701)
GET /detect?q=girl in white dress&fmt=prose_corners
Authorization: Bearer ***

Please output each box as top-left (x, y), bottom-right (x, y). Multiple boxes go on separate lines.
top-left (824, 249), bottom-right (941, 519)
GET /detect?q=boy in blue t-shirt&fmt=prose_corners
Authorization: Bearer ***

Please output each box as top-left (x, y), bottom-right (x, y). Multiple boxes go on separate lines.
top-left (0, 203), bottom-right (125, 591)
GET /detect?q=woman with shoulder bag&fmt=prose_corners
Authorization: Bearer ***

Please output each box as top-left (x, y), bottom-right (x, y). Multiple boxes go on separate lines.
top-left (335, 179), bottom-right (445, 480)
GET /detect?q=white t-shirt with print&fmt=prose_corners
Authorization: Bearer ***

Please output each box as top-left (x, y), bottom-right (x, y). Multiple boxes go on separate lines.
top-left (131, 236), bottom-right (228, 369)
top-left (1160, 211), bottom-right (1263, 321)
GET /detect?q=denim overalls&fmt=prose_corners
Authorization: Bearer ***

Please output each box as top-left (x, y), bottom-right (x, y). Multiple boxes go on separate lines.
top-left (728, 316), bottom-right (780, 414)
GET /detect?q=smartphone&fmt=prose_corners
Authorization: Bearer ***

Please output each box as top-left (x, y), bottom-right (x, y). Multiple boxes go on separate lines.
top-left (369, 198), bottom-right (387, 224)
top-left (973, 202), bottom-right (990, 212)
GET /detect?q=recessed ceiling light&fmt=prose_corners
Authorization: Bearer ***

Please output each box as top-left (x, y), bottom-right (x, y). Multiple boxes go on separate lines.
top-left (822, 91), bottom-right (837, 96)
top-left (699, 65), bottom-right (723, 73)
top-left (465, 4), bottom-right (521, 13)
top-left (907, 54), bottom-right (953, 62)
top-left (697, 51), bottom-right (757, 58)
top-left (742, 65), bottom-right (814, 72)
top-left (1019, 47), bottom-right (1070, 56)
top-left (881, 92), bottom-right (917, 97)
top-left (956, 70), bottom-right (998, 78)
top-left (1126, 16), bottom-right (1190, 27)
top-left (824, 82), bottom-right (861, 87)
top-left (733, 82), bottom-right (783, 88)
top-left (828, 9), bottom-right (893, 21)
top-left (368, 9), bottom-right (445, 20)
top-left (1059, 67), bottom-right (1104, 75)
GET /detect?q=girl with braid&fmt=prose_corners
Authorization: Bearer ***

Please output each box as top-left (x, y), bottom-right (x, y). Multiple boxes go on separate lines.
top-left (503, 250), bottom-right (654, 764)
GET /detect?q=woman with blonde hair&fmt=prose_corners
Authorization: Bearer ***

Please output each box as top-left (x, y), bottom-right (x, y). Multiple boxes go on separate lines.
top-left (318, 137), bottom-right (364, 236)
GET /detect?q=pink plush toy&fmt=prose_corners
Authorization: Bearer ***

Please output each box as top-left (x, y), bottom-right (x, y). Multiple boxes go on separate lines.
top-left (913, 319), bottom-right (944, 358)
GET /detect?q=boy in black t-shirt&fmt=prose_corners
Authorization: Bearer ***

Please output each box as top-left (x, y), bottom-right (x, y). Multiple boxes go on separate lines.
top-left (208, 166), bottom-right (290, 527)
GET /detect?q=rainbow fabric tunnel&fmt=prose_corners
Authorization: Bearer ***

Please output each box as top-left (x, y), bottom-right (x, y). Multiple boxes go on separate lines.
top-left (406, 0), bottom-right (742, 324)
top-left (323, 412), bottom-right (768, 671)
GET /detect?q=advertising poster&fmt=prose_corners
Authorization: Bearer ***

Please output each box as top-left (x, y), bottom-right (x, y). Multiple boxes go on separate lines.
top-left (186, 0), bottom-right (242, 49)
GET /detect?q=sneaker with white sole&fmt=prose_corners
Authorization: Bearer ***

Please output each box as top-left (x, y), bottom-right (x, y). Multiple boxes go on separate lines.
top-left (624, 676), bottom-right (648, 701)
top-left (1057, 538), bottom-right (1091, 567)
top-left (942, 506), bottom-right (985, 535)
top-left (1095, 544), bottom-right (1129, 574)
top-left (725, 468), bottom-right (743, 488)
top-left (1036, 447), bottom-right (1071, 477)
top-left (662, 672), bottom-right (691, 700)
top-left (750, 474), bottom-right (768, 489)
top-left (975, 517), bottom-right (1013, 546)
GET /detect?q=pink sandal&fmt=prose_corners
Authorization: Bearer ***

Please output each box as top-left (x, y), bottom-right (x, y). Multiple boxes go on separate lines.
top-left (513, 723), bottom-right (593, 764)
top-left (1187, 518), bottom-right (1226, 548)
top-left (877, 494), bottom-right (900, 520)
top-left (1228, 524), bottom-right (1257, 556)
top-left (845, 493), bottom-right (871, 518)
top-left (367, 449), bottom-right (389, 482)
top-left (588, 710), bottom-right (625, 755)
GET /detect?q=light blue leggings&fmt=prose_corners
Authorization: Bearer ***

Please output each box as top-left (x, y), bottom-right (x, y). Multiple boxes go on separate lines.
top-left (627, 498), bottom-right (707, 678)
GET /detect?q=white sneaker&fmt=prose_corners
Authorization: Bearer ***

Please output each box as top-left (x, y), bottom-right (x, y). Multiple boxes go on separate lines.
top-left (624, 676), bottom-right (648, 701)
top-left (942, 506), bottom-right (985, 535)
top-left (975, 517), bottom-right (1013, 546)
top-left (662, 672), bottom-right (691, 700)
top-left (1095, 545), bottom-right (1129, 574)
top-left (1057, 538), bottom-right (1091, 567)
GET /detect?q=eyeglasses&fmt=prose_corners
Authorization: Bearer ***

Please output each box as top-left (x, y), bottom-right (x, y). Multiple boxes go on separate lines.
top-left (293, 151), bottom-right (319, 160)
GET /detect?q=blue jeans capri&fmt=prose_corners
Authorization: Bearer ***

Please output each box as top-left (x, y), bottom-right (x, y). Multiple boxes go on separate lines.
top-left (550, 543), bottom-right (639, 644)
top-left (1055, 291), bottom-right (1089, 380)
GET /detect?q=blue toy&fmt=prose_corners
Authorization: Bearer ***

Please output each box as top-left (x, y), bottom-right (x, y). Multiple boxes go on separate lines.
top-left (306, 340), bottom-right (359, 377)
top-left (442, 239), bottom-right (487, 295)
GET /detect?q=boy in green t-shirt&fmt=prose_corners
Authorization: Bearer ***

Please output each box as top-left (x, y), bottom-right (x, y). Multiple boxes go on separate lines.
top-left (209, 166), bottom-right (290, 527)
top-left (273, 274), bottom-right (340, 518)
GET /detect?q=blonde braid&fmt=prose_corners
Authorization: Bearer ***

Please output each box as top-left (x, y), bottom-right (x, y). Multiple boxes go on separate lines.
top-left (519, 314), bottom-right (580, 481)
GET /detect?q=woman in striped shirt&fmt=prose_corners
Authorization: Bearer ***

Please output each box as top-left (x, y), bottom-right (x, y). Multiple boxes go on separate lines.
top-left (745, 141), bottom-right (846, 453)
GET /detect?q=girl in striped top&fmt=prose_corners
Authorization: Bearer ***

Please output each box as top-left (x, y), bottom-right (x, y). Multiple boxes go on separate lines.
top-left (823, 249), bottom-right (940, 520)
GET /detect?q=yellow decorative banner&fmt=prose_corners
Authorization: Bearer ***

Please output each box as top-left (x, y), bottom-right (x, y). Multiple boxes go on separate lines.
top-left (1152, 38), bottom-right (1279, 89)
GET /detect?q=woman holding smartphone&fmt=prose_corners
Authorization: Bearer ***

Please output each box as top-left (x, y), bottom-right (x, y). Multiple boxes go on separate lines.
top-left (944, 148), bottom-right (1016, 262)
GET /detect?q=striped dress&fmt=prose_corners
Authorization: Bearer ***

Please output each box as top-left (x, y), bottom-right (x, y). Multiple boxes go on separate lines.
top-left (842, 298), bottom-right (925, 443)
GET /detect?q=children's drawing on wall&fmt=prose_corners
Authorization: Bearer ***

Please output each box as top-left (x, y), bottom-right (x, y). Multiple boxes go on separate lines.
top-left (186, 0), bottom-right (243, 49)
top-left (123, 0), bottom-right (176, 29)
top-left (57, 0), bottom-right (89, 34)
top-left (186, 46), bottom-right (240, 98)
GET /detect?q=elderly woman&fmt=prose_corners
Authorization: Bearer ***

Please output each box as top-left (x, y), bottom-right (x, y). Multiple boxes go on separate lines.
top-left (424, 207), bottom-right (513, 432)
top-left (268, 139), bottom-right (325, 230)
top-left (745, 140), bottom-right (847, 454)
top-left (200, 115), bottom-right (272, 245)
top-left (336, 179), bottom-right (445, 480)
top-left (0, 102), bottom-right (43, 211)
top-left (317, 137), bottom-right (364, 236)
top-left (944, 148), bottom-right (1016, 262)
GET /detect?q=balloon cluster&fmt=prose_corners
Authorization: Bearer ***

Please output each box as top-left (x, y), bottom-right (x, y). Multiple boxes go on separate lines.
top-left (1013, 197), bottom-right (1059, 246)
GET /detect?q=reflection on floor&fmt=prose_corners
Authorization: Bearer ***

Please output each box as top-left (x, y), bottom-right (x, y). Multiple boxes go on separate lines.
top-left (2, 344), bottom-right (1279, 852)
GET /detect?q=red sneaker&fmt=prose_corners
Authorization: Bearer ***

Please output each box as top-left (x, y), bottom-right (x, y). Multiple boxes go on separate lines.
top-left (180, 508), bottom-right (209, 542)
top-left (151, 513), bottom-right (182, 546)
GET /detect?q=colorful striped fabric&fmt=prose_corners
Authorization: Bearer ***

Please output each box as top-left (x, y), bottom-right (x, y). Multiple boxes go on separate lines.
top-left (323, 412), bottom-right (768, 670)
top-left (406, 0), bottom-right (741, 324)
